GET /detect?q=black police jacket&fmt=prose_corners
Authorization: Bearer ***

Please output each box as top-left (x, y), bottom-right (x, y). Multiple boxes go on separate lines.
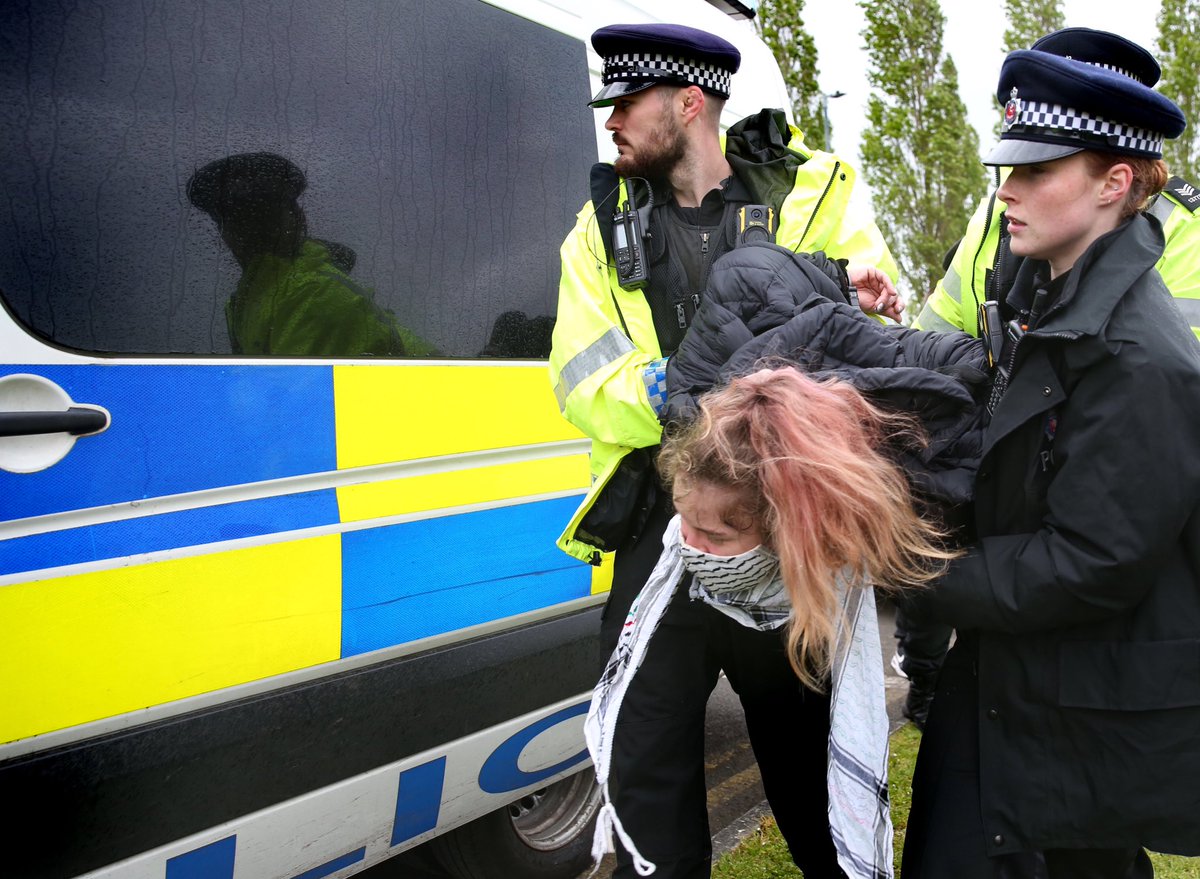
top-left (928, 214), bottom-right (1200, 855)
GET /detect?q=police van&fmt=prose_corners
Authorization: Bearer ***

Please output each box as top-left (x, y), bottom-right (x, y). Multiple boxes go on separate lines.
top-left (0, 1), bottom-right (789, 876)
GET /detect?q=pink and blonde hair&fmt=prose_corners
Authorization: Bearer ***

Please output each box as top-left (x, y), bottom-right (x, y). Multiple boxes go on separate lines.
top-left (658, 367), bottom-right (957, 689)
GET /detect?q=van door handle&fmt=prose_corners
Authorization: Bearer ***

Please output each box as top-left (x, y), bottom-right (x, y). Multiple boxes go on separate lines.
top-left (0, 406), bottom-right (110, 438)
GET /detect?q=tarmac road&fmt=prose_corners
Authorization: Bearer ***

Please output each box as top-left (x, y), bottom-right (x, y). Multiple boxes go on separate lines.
top-left (370, 596), bottom-right (911, 879)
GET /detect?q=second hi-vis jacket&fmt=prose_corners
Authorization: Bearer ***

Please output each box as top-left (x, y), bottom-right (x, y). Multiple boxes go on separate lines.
top-left (549, 109), bottom-right (897, 563)
top-left (915, 173), bottom-right (1200, 339)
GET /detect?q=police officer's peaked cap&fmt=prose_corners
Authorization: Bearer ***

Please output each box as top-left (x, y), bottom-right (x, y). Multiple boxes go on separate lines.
top-left (983, 49), bottom-right (1185, 166)
top-left (1030, 27), bottom-right (1161, 86)
top-left (187, 152), bottom-right (306, 221)
top-left (588, 23), bottom-right (741, 107)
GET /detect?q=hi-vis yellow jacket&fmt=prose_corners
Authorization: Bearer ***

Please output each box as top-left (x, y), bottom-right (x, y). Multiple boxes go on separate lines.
top-left (549, 111), bottom-right (898, 563)
top-left (915, 174), bottom-right (1200, 340)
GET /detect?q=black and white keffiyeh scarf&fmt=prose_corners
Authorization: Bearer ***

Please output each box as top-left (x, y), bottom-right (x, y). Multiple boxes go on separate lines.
top-left (584, 514), bottom-right (893, 878)
top-left (679, 538), bottom-right (792, 630)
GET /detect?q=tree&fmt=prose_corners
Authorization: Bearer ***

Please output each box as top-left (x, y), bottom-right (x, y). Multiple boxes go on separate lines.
top-left (1001, 0), bottom-right (1064, 53)
top-left (1157, 0), bottom-right (1200, 177)
top-left (754, 0), bottom-right (828, 149)
top-left (994, 0), bottom-right (1065, 138)
top-left (859, 0), bottom-right (986, 312)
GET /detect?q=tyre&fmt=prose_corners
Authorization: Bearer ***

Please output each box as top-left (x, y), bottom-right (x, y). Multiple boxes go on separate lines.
top-left (428, 768), bottom-right (601, 879)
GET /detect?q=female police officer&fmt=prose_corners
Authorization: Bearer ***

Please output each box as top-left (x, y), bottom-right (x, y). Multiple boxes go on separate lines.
top-left (901, 39), bottom-right (1200, 879)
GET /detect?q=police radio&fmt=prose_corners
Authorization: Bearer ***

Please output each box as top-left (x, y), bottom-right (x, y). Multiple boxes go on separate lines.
top-left (738, 204), bottom-right (775, 245)
top-left (613, 198), bottom-right (650, 290)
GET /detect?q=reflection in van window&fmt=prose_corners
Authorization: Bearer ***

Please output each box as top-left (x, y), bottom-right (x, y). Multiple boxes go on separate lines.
top-left (0, 0), bottom-right (595, 357)
top-left (188, 151), bottom-right (434, 357)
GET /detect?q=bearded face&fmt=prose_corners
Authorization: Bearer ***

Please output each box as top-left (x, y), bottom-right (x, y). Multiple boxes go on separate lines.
top-left (609, 88), bottom-right (688, 185)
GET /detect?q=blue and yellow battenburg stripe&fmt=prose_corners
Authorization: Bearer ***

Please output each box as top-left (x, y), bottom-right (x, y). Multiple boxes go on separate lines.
top-left (0, 363), bottom-right (610, 744)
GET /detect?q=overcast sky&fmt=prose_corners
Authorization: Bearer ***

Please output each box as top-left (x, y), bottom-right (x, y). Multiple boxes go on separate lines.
top-left (801, 0), bottom-right (1164, 165)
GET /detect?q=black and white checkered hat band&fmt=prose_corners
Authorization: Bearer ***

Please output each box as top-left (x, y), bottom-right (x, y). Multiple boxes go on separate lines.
top-left (602, 52), bottom-right (732, 96)
top-left (1008, 100), bottom-right (1165, 154)
top-left (1073, 60), bottom-right (1142, 83)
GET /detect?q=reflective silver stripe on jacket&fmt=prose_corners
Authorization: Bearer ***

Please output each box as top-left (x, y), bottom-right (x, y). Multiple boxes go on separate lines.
top-left (940, 262), bottom-right (962, 304)
top-left (914, 303), bottom-right (965, 334)
top-left (1148, 194), bottom-right (1176, 224)
top-left (554, 327), bottom-right (637, 410)
top-left (914, 266), bottom-right (967, 333)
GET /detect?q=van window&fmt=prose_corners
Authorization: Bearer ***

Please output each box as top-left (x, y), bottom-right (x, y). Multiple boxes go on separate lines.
top-left (0, 0), bottom-right (596, 357)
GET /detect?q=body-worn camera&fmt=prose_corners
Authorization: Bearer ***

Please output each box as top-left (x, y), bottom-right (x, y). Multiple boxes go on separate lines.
top-left (613, 201), bottom-right (650, 290)
top-left (738, 204), bottom-right (775, 245)
top-left (980, 300), bottom-right (1004, 368)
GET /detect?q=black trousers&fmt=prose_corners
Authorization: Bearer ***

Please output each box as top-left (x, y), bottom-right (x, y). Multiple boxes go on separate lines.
top-left (902, 636), bottom-right (1153, 879)
top-left (600, 498), bottom-right (843, 879)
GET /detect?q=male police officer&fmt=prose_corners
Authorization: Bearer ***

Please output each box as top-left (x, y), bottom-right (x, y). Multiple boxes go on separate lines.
top-left (550, 23), bottom-right (897, 879)
top-left (896, 27), bottom-right (1200, 731)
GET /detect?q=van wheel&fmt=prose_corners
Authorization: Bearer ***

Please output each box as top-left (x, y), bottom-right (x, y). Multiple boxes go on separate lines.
top-left (429, 768), bottom-right (601, 879)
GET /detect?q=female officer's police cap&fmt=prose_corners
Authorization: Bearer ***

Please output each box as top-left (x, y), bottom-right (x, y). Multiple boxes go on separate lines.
top-left (983, 48), bottom-right (1185, 166)
top-left (1029, 27), bottom-right (1161, 87)
top-left (588, 23), bottom-right (741, 108)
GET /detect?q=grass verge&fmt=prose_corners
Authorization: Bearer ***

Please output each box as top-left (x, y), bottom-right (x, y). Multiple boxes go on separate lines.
top-left (712, 723), bottom-right (1200, 878)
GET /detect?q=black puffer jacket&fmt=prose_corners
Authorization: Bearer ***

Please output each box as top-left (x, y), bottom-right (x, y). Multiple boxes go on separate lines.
top-left (664, 242), bottom-right (988, 510)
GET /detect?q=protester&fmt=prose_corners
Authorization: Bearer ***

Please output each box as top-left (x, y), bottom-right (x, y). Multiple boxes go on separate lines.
top-left (586, 240), bottom-right (990, 878)
top-left (659, 368), bottom-right (954, 687)
top-left (586, 366), bottom-right (958, 879)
